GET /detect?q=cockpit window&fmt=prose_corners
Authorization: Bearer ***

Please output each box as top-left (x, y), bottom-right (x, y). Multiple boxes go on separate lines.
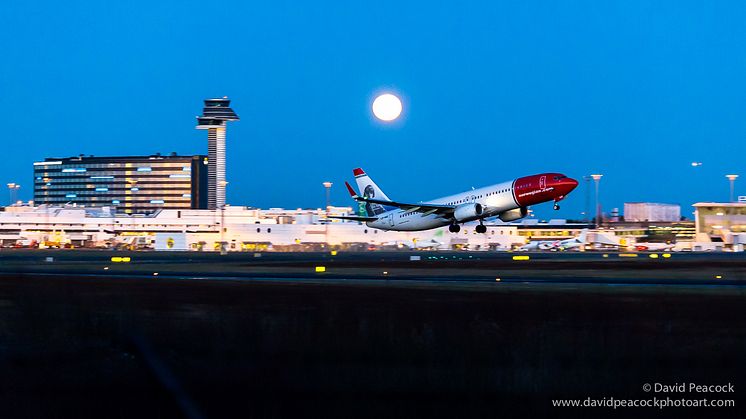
top-left (553, 175), bottom-right (566, 180)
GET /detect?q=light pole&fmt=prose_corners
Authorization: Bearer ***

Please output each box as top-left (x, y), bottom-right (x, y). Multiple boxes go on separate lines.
top-left (591, 174), bottom-right (603, 227)
top-left (7, 183), bottom-right (20, 206)
top-left (726, 174), bottom-right (738, 203)
top-left (322, 182), bottom-right (332, 214)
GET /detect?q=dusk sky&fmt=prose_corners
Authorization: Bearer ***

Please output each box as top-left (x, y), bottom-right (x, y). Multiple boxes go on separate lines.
top-left (2, 1), bottom-right (746, 219)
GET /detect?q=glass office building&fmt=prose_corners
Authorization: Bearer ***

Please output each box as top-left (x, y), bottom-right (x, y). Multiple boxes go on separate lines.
top-left (33, 154), bottom-right (208, 214)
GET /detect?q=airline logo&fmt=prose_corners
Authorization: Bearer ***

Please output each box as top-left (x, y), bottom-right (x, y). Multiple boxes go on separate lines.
top-left (363, 184), bottom-right (387, 216)
top-left (518, 187), bottom-right (555, 199)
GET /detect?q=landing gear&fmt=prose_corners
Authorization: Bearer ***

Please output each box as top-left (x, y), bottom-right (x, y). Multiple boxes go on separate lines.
top-left (553, 203), bottom-right (560, 210)
top-left (475, 224), bottom-right (487, 234)
top-left (449, 224), bottom-right (461, 233)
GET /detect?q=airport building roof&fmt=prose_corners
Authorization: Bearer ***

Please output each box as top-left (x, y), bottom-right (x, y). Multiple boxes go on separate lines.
top-left (693, 202), bottom-right (746, 207)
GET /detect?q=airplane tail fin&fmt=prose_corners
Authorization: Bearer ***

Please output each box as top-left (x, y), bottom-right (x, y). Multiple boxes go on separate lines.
top-left (352, 168), bottom-right (394, 216)
top-left (578, 229), bottom-right (588, 243)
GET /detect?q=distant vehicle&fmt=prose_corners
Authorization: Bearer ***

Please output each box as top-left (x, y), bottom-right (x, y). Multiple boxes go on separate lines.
top-left (412, 239), bottom-right (443, 250)
top-left (379, 239), bottom-right (444, 250)
top-left (332, 168), bottom-right (578, 233)
top-left (14, 238), bottom-right (39, 249)
top-left (633, 242), bottom-right (675, 251)
top-left (519, 230), bottom-right (588, 251)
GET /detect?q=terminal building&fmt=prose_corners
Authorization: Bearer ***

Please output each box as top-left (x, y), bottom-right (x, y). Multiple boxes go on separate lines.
top-left (623, 202), bottom-right (681, 222)
top-left (693, 202), bottom-right (746, 250)
top-left (32, 97), bottom-right (239, 215)
top-left (0, 205), bottom-right (524, 251)
top-left (33, 154), bottom-right (208, 214)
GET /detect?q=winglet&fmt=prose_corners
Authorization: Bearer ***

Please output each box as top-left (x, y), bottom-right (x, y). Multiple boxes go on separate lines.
top-left (345, 181), bottom-right (359, 198)
top-left (353, 168), bottom-right (365, 177)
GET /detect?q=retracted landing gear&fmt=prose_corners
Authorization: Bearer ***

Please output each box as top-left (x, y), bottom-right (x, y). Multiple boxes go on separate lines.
top-left (449, 224), bottom-right (461, 233)
top-left (475, 224), bottom-right (487, 234)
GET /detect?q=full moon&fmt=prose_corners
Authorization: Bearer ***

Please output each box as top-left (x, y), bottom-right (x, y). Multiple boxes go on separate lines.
top-left (372, 93), bottom-right (402, 121)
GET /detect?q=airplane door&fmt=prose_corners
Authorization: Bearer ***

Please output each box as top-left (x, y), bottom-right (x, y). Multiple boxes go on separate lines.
top-left (388, 213), bottom-right (395, 227)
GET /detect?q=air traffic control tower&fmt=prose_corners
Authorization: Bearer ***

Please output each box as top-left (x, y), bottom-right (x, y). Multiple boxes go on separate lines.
top-left (196, 97), bottom-right (239, 210)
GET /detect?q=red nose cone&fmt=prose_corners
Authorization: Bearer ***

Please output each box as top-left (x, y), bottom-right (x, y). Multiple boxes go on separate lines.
top-left (558, 177), bottom-right (579, 196)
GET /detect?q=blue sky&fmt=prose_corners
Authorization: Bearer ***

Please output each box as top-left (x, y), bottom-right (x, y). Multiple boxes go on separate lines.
top-left (1, 1), bottom-right (745, 220)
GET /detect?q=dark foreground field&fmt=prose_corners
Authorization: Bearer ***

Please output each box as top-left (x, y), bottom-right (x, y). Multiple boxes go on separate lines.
top-left (0, 272), bottom-right (745, 418)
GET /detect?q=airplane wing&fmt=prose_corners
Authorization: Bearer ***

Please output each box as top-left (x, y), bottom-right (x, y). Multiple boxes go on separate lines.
top-left (344, 182), bottom-right (456, 216)
top-left (327, 215), bottom-right (379, 222)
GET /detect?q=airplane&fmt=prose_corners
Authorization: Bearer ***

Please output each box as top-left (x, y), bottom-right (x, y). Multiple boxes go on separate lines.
top-left (633, 242), bottom-right (675, 251)
top-left (380, 239), bottom-right (444, 250)
top-left (519, 230), bottom-right (588, 251)
top-left (332, 168), bottom-right (578, 233)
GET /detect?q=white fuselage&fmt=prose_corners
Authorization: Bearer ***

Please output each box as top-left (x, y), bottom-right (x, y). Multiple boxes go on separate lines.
top-left (366, 180), bottom-right (517, 231)
top-left (520, 237), bottom-right (583, 251)
top-left (519, 230), bottom-right (588, 251)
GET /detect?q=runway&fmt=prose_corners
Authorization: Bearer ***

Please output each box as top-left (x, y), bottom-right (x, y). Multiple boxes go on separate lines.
top-left (1, 249), bottom-right (746, 285)
top-left (0, 250), bottom-right (745, 418)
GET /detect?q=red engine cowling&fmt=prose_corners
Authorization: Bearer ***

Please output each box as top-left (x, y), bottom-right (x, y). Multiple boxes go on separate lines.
top-left (498, 207), bottom-right (528, 222)
top-left (454, 203), bottom-right (483, 222)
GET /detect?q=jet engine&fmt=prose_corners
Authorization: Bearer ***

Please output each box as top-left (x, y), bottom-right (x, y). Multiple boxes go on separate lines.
top-left (498, 207), bottom-right (528, 222)
top-left (454, 203), bottom-right (483, 222)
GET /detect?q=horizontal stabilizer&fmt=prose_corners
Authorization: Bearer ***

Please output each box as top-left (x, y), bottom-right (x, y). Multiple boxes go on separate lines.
top-left (327, 215), bottom-right (379, 222)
